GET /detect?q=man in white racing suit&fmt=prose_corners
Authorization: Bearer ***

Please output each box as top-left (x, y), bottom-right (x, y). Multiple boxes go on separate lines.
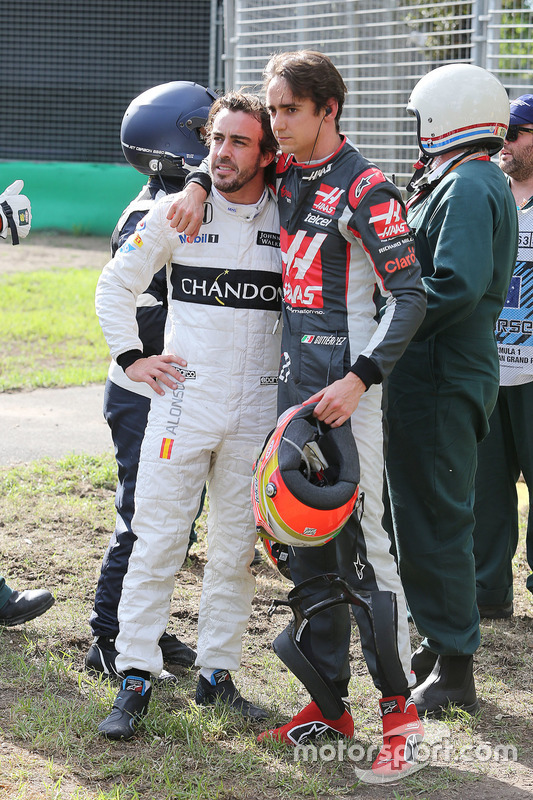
top-left (95, 91), bottom-right (282, 740)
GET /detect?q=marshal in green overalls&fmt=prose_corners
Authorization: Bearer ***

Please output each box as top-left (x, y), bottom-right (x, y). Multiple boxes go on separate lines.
top-left (386, 155), bottom-right (517, 657)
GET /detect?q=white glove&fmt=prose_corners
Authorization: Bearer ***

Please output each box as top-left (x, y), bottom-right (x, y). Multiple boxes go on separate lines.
top-left (0, 180), bottom-right (32, 243)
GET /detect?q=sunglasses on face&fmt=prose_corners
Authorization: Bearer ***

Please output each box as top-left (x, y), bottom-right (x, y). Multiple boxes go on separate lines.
top-left (505, 124), bottom-right (533, 142)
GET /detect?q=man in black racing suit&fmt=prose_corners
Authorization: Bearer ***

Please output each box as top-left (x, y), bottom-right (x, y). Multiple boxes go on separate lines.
top-left (260, 51), bottom-right (426, 778)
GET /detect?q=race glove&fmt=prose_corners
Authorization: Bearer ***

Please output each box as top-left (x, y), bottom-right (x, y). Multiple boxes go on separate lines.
top-left (0, 180), bottom-right (32, 244)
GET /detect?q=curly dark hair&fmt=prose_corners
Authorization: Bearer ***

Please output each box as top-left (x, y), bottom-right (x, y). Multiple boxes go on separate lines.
top-left (205, 91), bottom-right (278, 157)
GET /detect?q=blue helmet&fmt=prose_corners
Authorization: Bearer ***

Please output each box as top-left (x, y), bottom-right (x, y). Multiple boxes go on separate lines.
top-left (121, 80), bottom-right (217, 177)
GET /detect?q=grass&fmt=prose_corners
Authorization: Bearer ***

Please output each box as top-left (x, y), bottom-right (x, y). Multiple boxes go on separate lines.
top-left (0, 269), bottom-right (110, 390)
top-left (0, 455), bottom-right (532, 799)
top-left (0, 247), bottom-right (532, 797)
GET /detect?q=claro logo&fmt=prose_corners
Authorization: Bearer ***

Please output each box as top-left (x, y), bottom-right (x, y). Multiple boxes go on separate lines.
top-left (384, 246), bottom-right (416, 273)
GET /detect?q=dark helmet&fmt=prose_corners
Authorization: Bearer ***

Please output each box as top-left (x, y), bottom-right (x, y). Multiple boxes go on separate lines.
top-left (121, 81), bottom-right (218, 178)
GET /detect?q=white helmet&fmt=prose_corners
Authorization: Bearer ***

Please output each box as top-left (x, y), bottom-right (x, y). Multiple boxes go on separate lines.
top-left (407, 63), bottom-right (510, 157)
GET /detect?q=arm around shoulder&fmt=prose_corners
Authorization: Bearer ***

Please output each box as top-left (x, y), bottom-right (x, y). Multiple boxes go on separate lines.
top-left (166, 167), bottom-right (211, 237)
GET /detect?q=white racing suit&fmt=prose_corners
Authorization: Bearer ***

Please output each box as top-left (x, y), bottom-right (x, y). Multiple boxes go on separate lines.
top-left (95, 187), bottom-right (282, 675)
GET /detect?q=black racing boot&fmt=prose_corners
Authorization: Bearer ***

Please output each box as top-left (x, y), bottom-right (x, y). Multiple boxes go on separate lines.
top-left (159, 632), bottom-right (197, 668)
top-left (85, 636), bottom-right (178, 684)
top-left (478, 602), bottom-right (513, 620)
top-left (0, 589), bottom-right (55, 626)
top-left (98, 675), bottom-right (152, 740)
top-left (411, 654), bottom-right (480, 718)
top-left (410, 645), bottom-right (438, 686)
top-left (196, 669), bottom-right (269, 720)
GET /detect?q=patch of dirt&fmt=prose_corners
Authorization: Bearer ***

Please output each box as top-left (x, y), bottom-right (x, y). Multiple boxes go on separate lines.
top-left (0, 475), bottom-right (532, 800)
top-left (1, 236), bottom-right (533, 799)
top-left (0, 231), bottom-right (109, 273)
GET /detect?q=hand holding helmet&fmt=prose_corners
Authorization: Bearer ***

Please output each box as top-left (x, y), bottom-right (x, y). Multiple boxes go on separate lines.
top-left (252, 403), bottom-right (360, 547)
top-left (0, 180), bottom-right (31, 244)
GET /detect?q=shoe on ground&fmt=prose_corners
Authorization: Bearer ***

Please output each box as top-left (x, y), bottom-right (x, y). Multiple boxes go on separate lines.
top-left (257, 700), bottom-right (354, 745)
top-left (411, 645), bottom-right (437, 687)
top-left (97, 676), bottom-right (152, 740)
top-left (372, 695), bottom-right (424, 777)
top-left (478, 602), bottom-right (513, 619)
top-left (159, 631), bottom-right (196, 668)
top-left (0, 589), bottom-right (55, 627)
top-left (411, 654), bottom-right (480, 718)
top-left (251, 548), bottom-right (263, 566)
top-left (85, 636), bottom-right (177, 684)
top-left (196, 669), bottom-right (268, 720)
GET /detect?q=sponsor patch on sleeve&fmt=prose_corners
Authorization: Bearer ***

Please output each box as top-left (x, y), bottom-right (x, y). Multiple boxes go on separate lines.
top-left (368, 199), bottom-right (410, 240)
top-left (118, 241), bottom-right (136, 254)
top-left (348, 167), bottom-right (385, 208)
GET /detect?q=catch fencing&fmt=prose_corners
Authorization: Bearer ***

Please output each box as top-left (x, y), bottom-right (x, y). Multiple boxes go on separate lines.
top-left (224, 0), bottom-right (533, 185)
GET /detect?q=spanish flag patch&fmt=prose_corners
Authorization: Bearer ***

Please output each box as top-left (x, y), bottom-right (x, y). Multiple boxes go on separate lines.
top-left (159, 438), bottom-right (174, 460)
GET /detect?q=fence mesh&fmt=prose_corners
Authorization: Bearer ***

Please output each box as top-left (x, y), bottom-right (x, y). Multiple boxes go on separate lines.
top-left (2, 0), bottom-right (532, 178)
top-left (227, 0), bottom-right (533, 186)
top-left (0, 0), bottom-right (213, 163)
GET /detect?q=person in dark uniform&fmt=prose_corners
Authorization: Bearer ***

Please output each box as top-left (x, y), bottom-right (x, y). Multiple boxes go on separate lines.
top-left (474, 94), bottom-right (533, 619)
top-left (385, 64), bottom-right (518, 717)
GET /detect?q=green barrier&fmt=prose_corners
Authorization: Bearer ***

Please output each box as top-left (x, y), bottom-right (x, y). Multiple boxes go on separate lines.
top-left (0, 161), bottom-right (146, 236)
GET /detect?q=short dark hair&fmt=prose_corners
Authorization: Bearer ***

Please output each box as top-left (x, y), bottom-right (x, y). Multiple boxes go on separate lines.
top-left (205, 91), bottom-right (278, 157)
top-left (263, 50), bottom-right (347, 131)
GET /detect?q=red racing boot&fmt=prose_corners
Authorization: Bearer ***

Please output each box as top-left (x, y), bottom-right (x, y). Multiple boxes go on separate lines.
top-left (258, 700), bottom-right (354, 746)
top-left (372, 695), bottom-right (424, 777)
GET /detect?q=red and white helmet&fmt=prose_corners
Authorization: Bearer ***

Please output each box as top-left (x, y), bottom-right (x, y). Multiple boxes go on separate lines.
top-left (251, 403), bottom-right (359, 547)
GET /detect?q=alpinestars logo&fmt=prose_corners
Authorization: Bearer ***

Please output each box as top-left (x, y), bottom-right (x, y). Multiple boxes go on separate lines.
top-left (288, 722), bottom-right (332, 745)
top-left (369, 199), bottom-right (409, 240)
top-left (312, 184), bottom-right (345, 216)
top-left (354, 553), bottom-right (365, 580)
top-left (348, 167), bottom-right (385, 208)
top-left (381, 699), bottom-right (400, 715)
